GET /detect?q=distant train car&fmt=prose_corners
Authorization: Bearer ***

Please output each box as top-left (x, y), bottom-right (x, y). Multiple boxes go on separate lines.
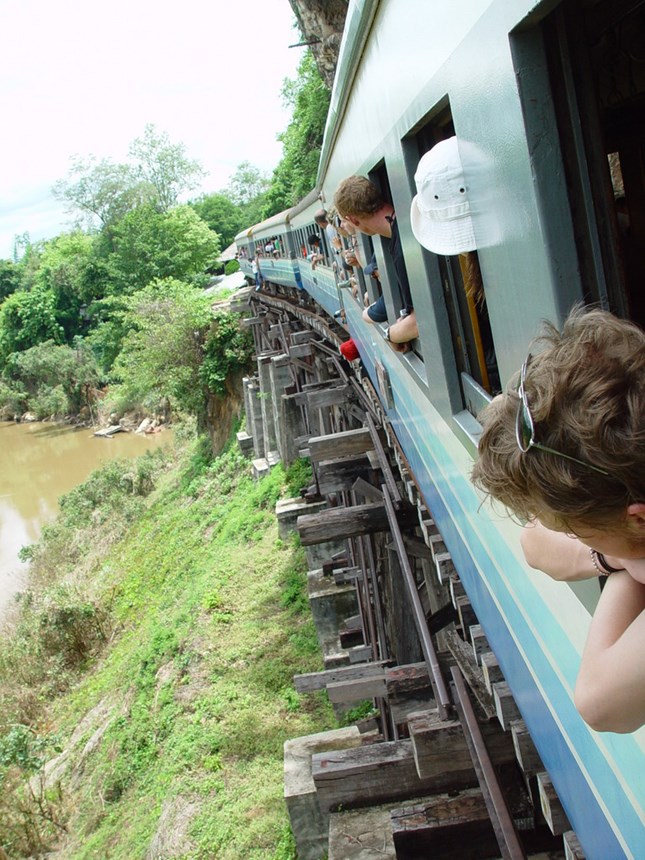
top-left (241, 1), bottom-right (645, 855)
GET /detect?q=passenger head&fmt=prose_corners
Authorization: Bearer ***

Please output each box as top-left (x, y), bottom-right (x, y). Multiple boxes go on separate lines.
top-left (334, 176), bottom-right (384, 221)
top-left (472, 308), bottom-right (645, 545)
top-left (314, 208), bottom-right (328, 226)
top-left (307, 234), bottom-right (320, 248)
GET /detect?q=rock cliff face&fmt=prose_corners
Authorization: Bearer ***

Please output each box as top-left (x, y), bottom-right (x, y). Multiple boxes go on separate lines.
top-left (288, 0), bottom-right (349, 89)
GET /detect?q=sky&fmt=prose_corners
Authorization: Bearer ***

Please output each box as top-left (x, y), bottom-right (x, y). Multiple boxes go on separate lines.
top-left (0, 0), bottom-right (304, 259)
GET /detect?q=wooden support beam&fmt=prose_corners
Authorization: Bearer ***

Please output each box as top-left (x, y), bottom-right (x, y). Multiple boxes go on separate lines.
top-left (347, 644), bottom-right (374, 663)
top-left (481, 652), bottom-right (503, 693)
top-left (293, 662), bottom-right (389, 694)
top-left (455, 595), bottom-right (477, 632)
top-left (407, 709), bottom-right (516, 780)
top-left (312, 739), bottom-right (478, 813)
top-left (297, 500), bottom-right (417, 545)
top-left (327, 676), bottom-right (387, 703)
top-left (333, 566), bottom-right (362, 585)
top-left (306, 385), bottom-right (352, 410)
top-left (511, 720), bottom-right (543, 778)
top-left (317, 454), bottom-right (372, 495)
top-left (537, 772), bottom-right (571, 836)
top-left (563, 830), bottom-right (586, 860)
top-left (385, 662), bottom-right (432, 697)
top-left (493, 681), bottom-right (522, 730)
top-left (469, 624), bottom-right (489, 665)
top-left (309, 428), bottom-right (374, 463)
top-left (288, 343), bottom-right (314, 358)
top-left (351, 476), bottom-right (382, 502)
top-left (390, 788), bottom-right (499, 860)
top-left (402, 534), bottom-right (434, 560)
top-left (442, 631), bottom-right (496, 719)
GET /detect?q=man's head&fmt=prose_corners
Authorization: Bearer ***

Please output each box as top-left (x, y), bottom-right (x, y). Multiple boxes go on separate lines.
top-left (314, 209), bottom-right (329, 227)
top-left (472, 308), bottom-right (645, 552)
top-left (334, 176), bottom-right (391, 236)
top-left (307, 234), bottom-right (320, 248)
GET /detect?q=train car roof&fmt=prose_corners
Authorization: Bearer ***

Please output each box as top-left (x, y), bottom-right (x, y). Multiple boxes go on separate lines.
top-left (234, 188), bottom-right (322, 243)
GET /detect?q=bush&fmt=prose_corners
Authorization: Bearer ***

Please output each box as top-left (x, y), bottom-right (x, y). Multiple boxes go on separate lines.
top-left (224, 259), bottom-right (240, 275)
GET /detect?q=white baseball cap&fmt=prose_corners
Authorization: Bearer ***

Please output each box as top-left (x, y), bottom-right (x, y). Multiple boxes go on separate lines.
top-left (410, 137), bottom-right (477, 256)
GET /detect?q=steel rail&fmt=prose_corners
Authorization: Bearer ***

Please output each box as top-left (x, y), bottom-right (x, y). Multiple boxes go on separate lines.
top-left (382, 484), bottom-right (453, 720)
top-left (366, 412), bottom-right (401, 504)
top-left (451, 666), bottom-right (528, 860)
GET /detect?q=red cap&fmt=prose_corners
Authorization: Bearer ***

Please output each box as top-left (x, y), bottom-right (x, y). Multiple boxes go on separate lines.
top-left (339, 339), bottom-right (360, 361)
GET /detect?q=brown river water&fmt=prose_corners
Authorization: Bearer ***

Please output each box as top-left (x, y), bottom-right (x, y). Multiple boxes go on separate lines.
top-left (0, 421), bottom-right (171, 618)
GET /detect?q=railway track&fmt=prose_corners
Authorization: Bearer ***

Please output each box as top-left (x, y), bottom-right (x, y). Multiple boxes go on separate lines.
top-left (235, 283), bottom-right (584, 859)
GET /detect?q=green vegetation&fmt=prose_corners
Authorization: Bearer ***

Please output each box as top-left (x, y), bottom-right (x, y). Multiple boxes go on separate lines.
top-left (0, 51), bottom-right (329, 424)
top-left (0, 436), bottom-right (334, 858)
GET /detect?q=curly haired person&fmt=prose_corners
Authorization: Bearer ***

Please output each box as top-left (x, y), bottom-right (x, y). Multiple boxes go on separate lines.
top-left (472, 306), bottom-right (645, 733)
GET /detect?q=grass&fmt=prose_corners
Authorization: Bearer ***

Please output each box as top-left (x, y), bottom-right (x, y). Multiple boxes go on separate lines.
top-left (0, 434), bottom-right (334, 858)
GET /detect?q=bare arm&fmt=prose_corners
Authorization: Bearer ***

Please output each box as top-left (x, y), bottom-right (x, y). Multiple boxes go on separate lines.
top-left (574, 571), bottom-right (645, 733)
top-left (520, 520), bottom-right (598, 580)
top-left (388, 311), bottom-right (418, 344)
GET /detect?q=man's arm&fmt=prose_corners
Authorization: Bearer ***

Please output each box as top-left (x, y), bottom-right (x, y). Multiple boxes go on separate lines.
top-left (574, 571), bottom-right (645, 733)
top-left (388, 311), bottom-right (418, 344)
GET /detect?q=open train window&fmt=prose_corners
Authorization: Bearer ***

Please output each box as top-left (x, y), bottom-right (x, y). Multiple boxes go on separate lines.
top-left (368, 162), bottom-right (423, 359)
top-left (405, 109), bottom-right (500, 416)
top-left (536, 0), bottom-right (645, 328)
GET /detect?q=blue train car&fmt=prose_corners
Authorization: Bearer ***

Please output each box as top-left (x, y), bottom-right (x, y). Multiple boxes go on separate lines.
top-left (242, 1), bottom-right (645, 855)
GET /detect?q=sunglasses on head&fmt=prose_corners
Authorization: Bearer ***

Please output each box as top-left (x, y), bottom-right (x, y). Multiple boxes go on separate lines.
top-left (515, 354), bottom-right (610, 477)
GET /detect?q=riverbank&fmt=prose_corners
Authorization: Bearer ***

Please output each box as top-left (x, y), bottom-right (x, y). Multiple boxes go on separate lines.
top-left (0, 419), bottom-right (172, 616)
top-left (0, 433), bottom-right (333, 858)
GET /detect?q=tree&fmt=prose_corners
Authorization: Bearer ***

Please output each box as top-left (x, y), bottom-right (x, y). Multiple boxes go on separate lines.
top-left (2, 340), bottom-right (100, 417)
top-left (128, 124), bottom-right (205, 212)
top-left (262, 51), bottom-right (331, 218)
top-left (109, 205), bottom-right (220, 293)
top-left (52, 156), bottom-right (154, 230)
top-left (190, 193), bottom-right (244, 249)
top-left (0, 260), bottom-right (21, 301)
top-left (52, 125), bottom-right (206, 229)
top-left (0, 286), bottom-right (64, 361)
top-left (34, 232), bottom-right (108, 341)
top-left (224, 161), bottom-right (270, 207)
top-left (110, 279), bottom-right (213, 421)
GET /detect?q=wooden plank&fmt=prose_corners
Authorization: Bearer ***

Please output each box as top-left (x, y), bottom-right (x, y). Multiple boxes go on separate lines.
top-left (511, 720), bottom-right (543, 777)
top-left (390, 788), bottom-right (499, 860)
top-left (407, 709), bottom-right (516, 780)
top-left (449, 575), bottom-right (466, 606)
top-left (306, 385), bottom-right (352, 410)
top-left (493, 681), bottom-right (522, 730)
top-left (385, 662), bottom-right (432, 696)
top-left (481, 651), bottom-right (503, 693)
top-left (402, 534), bottom-right (434, 560)
top-left (312, 739), bottom-right (478, 813)
top-left (288, 343), bottom-right (314, 358)
top-left (293, 662), bottom-right (388, 694)
top-left (455, 595), bottom-right (477, 632)
top-left (469, 624), bottom-right (489, 665)
top-left (317, 454), bottom-right (372, 495)
top-left (442, 631), bottom-right (496, 719)
top-left (327, 676), bottom-right (387, 703)
top-left (351, 476), bottom-right (382, 502)
top-left (333, 567), bottom-right (363, 585)
top-left (563, 830), bottom-right (586, 860)
top-left (309, 428), bottom-right (373, 462)
top-left (347, 644), bottom-right (374, 663)
top-left (435, 552), bottom-right (457, 583)
top-left (537, 772), bottom-right (571, 836)
top-left (297, 501), bottom-right (418, 545)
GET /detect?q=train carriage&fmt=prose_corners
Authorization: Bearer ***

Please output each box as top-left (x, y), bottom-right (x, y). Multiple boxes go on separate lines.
top-left (239, 1), bottom-right (645, 855)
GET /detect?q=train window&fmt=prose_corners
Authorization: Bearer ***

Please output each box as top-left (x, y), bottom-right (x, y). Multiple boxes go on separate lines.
top-left (368, 162), bottom-right (423, 359)
top-left (537, 0), bottom-right (645, 328)
top-left (405, 110), bottom-right (501, 411)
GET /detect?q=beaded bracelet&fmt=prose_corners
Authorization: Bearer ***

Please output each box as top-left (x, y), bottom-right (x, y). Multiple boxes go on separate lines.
top-left (589, 548), bottom-right (626, 576)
